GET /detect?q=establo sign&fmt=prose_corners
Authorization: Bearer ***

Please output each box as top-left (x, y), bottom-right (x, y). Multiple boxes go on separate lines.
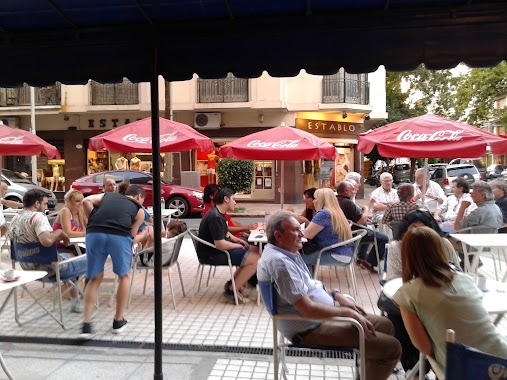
top-left (295, 118), bottom-right (364, 137)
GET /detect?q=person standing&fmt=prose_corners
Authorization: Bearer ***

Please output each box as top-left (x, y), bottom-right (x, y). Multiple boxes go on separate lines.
top-left (80, 185), bottom-right (145, 337)
top-left (102, 177), bottom-right (117, 193)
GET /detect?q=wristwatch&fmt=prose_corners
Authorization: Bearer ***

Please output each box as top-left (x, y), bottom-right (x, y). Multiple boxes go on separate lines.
top-left (331, 289), bottom-right (341, 300)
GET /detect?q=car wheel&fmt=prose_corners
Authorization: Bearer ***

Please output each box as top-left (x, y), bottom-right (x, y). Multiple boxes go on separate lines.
top-left (166, 196), bottom-right (190, 218)
top-left (459, 173), bottom-right (474, 183)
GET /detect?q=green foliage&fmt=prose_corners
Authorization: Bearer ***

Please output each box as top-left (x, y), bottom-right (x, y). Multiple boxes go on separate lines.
top-left (216, 158), bottom-right (254, 193)
top-left (454, 61), bottom-right (507, 128)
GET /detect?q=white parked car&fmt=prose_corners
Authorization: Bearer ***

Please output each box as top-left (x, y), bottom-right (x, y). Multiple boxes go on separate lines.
top-left (1, 169), bottom-right (58, 210)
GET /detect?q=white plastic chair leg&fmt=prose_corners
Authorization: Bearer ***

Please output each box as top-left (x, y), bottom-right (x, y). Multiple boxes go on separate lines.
top-left (167, 269), bottom-right (176, 309)
top-left (176, 262), bottom-right (186, 297)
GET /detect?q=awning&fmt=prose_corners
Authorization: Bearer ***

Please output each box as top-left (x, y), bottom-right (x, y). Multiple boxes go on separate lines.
top-left (0, 1), bottom-right (506, 86)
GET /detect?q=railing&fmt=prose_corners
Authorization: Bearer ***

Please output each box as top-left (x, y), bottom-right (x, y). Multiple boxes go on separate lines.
top-left (322, 77), bottom-right (370, 105)
top-left (197, 76), bottom-right (249, 103)
top-left (0, 83), bottom-right (61, 106)
top-left (90, 79), bottom-right (139, 105)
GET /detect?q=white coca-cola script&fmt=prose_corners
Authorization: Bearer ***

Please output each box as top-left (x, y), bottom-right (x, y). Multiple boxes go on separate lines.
top-left (122, 131), bottom-right (178, 144)
top-left (246, 139), bottom-right (300, 148)
top-left (0, 136), bottom-right (24, 144)
top-left (396, 130), bottom-right (464, 142)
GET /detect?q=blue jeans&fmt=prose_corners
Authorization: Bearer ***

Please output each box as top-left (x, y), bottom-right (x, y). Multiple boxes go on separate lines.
top-left (58, 252), bottom-right (87, 281)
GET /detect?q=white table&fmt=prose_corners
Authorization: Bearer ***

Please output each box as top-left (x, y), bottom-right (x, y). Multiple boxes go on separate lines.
top-left (449, 233), bottom-right (507, 281)
top-left (0, 270), bottom-right (47, 380)
top-left (383, 277), bottom-right (507, 325)
top-left (248, 229), bottom-right (268, 252)
top-left (146, 208), bottom-right (178, 224)
top-left (69, 237), bottom-right (86, 256)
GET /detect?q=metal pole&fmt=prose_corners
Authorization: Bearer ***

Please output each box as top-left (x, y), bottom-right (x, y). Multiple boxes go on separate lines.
top-left (30, 87), bottom-right (37, 184)
top-left (150, 54), bottom-right (164, 380)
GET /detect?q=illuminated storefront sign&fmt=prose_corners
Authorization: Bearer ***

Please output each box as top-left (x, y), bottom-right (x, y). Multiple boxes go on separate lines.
top-left (295, 118), bottom-right (364, 137)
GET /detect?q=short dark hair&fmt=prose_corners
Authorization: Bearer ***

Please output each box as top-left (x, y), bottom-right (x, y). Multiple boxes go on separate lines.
top-left (397, 183), bottom-right (414, 202)
top-left (117, 181), bottom-right (129, 195)
top-left (203, 184), bottom-right (221, 204)
top-left (125, 184), bottom-right (146, 198)
top-left (303, 187), bottom-right (317, 199)
top-left (23, 188), bottom-right (48, 208)
top-left (395, 208), bottom-right (443, 241)
top-left (214, 188), bottom-right (235, 205)
top-left (336, 181), bottom-right (353, 195)
top-left (451, 177), bottom-right (470, 193)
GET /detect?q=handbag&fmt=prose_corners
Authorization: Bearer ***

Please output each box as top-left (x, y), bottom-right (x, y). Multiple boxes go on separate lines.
top-left (301, 239), bottom-right (321, 255)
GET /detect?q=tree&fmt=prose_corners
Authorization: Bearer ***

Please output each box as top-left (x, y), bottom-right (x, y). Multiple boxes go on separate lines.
top-left (216, 158), bottom-right (254, 193)
top-left (454, 61), bottom-right (507, 129)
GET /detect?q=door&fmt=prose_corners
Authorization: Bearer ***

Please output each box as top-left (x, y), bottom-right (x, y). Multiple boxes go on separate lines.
top-left (127, 171), bottom-right (153, 206)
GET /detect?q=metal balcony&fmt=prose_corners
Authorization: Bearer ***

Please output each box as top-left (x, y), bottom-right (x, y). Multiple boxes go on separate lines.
top-left (0, 83), bottom-right (61, 106)
top-left (197, 75), bottom-right (248, 103)
top-left (322, 77), bottom-right (370, 105)
top-left (90, 79), bottom-right (139, 105)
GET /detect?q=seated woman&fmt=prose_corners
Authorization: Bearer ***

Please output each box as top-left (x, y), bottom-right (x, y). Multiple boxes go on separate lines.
top-left (387, 209), bottom-right (459, 281)
top-left (380, 208), bottom-right (459, 371)
top-left (302, 188), bottom-right (353, 267)
top-left (288, 187), bottom-right (316, 226)
top-left (202, 183), bottom-right (257, 237)
top-left (393, 227), bottom-right (507, 371)
top-left (490, 178), bottom-right (507, 233)
top-left (433, 177), bottom-right (476, 233)
top-left (53, 189), bottom-right (87, 254)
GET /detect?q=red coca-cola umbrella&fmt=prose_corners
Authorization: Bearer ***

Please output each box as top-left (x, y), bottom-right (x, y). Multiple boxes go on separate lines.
top-left (358, 114), bottom-right (507, 205)
top-left (220, 125), bottom-right (337, 208)
top-left (0, 124), bottom-right (60, 158)
top-left (357, 114), bottom-right (507, 158)
top-left (88, 117), bottom-right (214, 153)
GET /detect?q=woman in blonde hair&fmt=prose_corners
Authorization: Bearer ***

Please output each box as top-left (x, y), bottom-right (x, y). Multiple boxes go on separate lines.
top-left (53, 189), bottom-right (87, 254)
top-left (302, 188), bottom-right (354, 266)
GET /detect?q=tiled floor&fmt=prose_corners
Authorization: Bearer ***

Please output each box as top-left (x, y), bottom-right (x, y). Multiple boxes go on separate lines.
top-left (0, 237), bottom-right (505, 380)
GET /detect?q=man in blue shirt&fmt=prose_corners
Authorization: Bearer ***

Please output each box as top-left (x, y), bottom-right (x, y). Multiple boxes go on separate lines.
top-left (257, 211), bottom-right (400, 380)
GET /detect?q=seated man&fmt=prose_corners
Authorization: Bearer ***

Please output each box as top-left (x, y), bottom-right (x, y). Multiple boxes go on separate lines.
top-left (456, 181), bottom-right (503, 232)
top-left (369, 172), bottom-right (399, 224)
top-left (0, 180), bottom-right (22, 236)
top-left (382, 183), bottom-right (418, 224)
top-left (336, 181), bottom-right (388, 274)
top-left (198, 188), bottom-right (260, 304)
top-left (257, 211), bottom-right (401, 380)
top-left (413, 168), bottom-right (446, 213)
top-left (8, 189), bottom-right (87, 313)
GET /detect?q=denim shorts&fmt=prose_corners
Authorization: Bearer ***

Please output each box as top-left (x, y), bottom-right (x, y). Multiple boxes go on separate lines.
top-left (86, 232), bottom-right (133, 279)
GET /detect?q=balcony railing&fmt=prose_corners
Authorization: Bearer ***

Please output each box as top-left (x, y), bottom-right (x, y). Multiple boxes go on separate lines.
top-left (0, 83), bottom-right (61, 106)
top-left (197, 75), bottom-right (248, 103)
top-left (322, 77), bottom-right (370, 105)
top-left (90, 79), bottom-right (139, 105)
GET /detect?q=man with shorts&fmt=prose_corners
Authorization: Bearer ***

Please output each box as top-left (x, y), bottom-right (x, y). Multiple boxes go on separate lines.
top-left (198, 188), bottom-right (260, 304)
top-left (80, 184), bottom-right (145, 337)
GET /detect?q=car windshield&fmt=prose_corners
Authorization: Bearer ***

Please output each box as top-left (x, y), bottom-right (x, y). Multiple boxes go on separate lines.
top-left (1, 169), bottom-right (34, 184)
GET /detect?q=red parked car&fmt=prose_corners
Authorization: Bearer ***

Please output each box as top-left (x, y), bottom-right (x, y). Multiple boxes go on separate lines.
top-left (71, 170), bottom-right (204, 218)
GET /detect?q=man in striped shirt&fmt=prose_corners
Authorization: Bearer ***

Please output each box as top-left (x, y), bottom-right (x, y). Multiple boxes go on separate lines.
top-left (257, 211), bottom-right (401, 380)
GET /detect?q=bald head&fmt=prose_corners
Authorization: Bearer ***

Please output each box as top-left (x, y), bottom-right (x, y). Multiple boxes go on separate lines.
top-left (103, 178), bottom-right (117, 193)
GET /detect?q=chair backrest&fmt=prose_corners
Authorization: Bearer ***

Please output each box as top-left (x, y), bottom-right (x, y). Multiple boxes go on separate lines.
top-left (388, 220), bottom-right (402, 238)
top-left (11, 241), bottom-right (58, 264)
top-left (168, 230), bottom-right (187, 266)
top-left (445, 329), bottom-right (507, 380)
top-left (259, 281), bottom-right (278, 315)
top-left (189, 228), bottom-right (200, 252)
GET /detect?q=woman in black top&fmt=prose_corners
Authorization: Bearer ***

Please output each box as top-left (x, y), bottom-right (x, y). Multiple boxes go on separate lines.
top-left (288, 187), bottom-right (317, 226)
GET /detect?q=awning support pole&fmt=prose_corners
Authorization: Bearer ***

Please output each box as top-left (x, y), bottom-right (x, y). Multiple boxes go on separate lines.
top-left (151, 49), bottom-right (164, 380)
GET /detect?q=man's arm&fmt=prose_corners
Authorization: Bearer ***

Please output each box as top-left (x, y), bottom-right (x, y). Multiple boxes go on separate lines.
top-left (293, 295), bottom-right (375, 335)
top-left (357, 205), bottom-right (369, 225)
top-left (38, 229), bottom-right (69, 248)
top-left (131, 208), bottom-right (145, 237)
top-left (214, 236), bottom-right (248, 251)
top-left (1, 199), bottom-right (22, 208)
top-left (82, 193), bottom-right (105, 217)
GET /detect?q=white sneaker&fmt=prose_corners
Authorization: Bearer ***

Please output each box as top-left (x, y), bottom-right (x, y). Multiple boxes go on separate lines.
top-left (71, 297), bottom-right (83, 313)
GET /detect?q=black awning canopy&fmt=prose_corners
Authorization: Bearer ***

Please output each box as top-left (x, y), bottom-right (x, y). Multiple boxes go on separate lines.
top-left (0, 0), bottom-right (506, 86)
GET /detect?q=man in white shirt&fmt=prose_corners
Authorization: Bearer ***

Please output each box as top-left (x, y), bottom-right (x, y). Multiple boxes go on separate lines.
top-left (413, 168), bottom-right (446, 213)
top-left (369, 172), bottom-right (399, 224)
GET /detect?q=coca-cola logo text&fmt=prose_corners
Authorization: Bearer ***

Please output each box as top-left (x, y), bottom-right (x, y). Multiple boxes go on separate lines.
top-left (396, 130), bottom-right (464, 142)
top-left (246, 139), bottom-right (300, 148)
top-left (122, 131), bottom-right (178, 144)
top-left (0, 136), bottom-right (24, 144)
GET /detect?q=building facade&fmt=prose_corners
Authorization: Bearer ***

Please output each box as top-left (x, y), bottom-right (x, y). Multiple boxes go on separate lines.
top-left (0, 68), bottom-right (387, 203)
